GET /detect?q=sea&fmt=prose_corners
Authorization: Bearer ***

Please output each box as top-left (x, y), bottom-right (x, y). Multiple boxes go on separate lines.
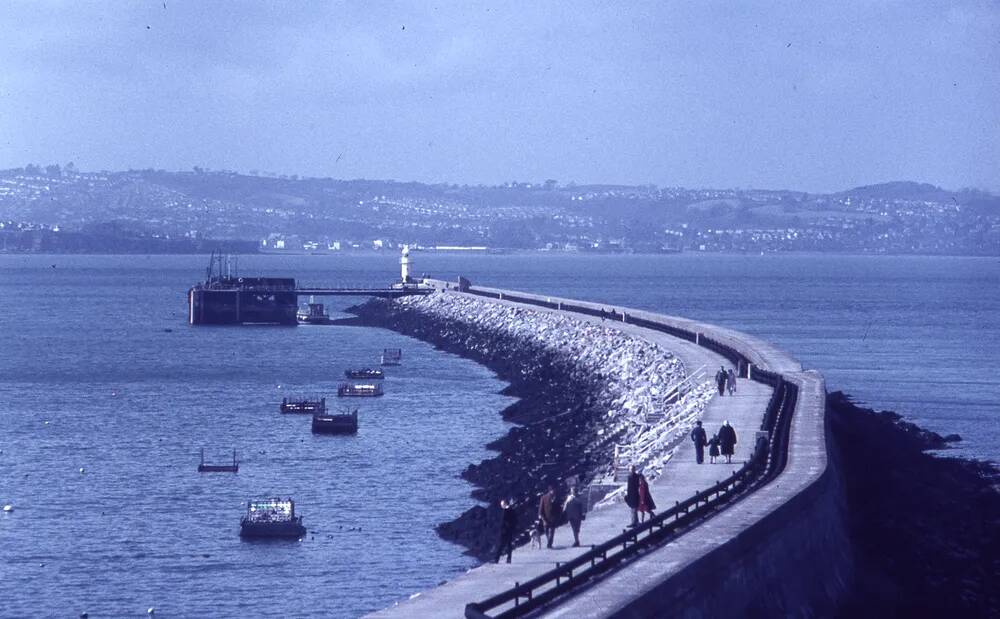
top-left (1, 252), bottom-right (997, 618)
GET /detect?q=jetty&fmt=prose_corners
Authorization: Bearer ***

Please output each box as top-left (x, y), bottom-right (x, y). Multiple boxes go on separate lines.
top-left (188, 250), bottom-right (430, 325)
top-left (362, 278), bottom-right (834, 618)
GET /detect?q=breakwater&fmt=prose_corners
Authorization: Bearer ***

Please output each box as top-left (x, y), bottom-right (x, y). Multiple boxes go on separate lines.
top-left (354, 280), bottom-right (851, 619)
top-left (358, 280), bottom-right (996, 617)
top-left (351, 291), bottom-right (715, 558)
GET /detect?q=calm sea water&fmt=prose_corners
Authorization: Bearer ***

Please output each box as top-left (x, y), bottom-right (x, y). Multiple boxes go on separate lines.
top-left (1, 252), bottom-right (997, 617)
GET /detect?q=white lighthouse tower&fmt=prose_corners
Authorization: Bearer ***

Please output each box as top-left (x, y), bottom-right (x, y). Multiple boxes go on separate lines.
top-left (400, 245), bottom-right (412, 284)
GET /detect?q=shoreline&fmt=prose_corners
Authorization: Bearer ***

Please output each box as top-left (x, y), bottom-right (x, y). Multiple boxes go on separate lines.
top-left (827, 392), bottom-right (1000, 616)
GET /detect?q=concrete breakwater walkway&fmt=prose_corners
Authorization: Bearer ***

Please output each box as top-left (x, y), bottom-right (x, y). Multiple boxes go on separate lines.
top-left (358, 282), bottom-right (839, 618)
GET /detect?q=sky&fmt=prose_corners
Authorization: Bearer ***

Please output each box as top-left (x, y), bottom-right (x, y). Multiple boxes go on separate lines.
top-left (1, 1), bottom-right (998, 192)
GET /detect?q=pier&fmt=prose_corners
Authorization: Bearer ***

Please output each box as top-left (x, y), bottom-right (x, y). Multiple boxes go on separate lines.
top-left (187, 251), bottom-right (430, 325)
top-left (364, 279), bottom-right (839, 618)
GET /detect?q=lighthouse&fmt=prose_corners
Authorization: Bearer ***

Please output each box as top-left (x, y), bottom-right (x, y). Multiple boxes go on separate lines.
top-left (400, 245), bottom-right (412, 284)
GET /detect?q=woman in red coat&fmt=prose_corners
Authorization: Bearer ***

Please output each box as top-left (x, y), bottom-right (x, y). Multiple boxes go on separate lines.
top-left (637, 472), bottom-right (656, 523)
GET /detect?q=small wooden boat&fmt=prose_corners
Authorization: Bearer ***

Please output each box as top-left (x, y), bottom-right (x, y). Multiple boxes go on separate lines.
top-left (345, 368), bottom-right (384, 380)
top-left (337, 382), bottom-right (383, 397)
top-left (297, 302), bottom-right (332, 325)
top-left (381, 348), bottom-right (402, 366)
top-left (311, 409), bottom-right (359, 434)
top-left (280, 397), bottom-right (327, 414)
top-left (198, 448), bottom-right (239, 473)
top-left (240, 498), bottom-right (306, 539)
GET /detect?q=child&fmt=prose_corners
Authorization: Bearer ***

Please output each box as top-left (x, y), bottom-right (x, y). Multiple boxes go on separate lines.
top-left (708, 434), bottom-right (720, 464)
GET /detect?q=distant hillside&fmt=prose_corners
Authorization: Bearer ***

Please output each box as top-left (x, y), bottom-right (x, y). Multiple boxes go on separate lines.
top-left (1, 167), bottom-right (998, 255)
top-left (837, 181), bottom-right (959, 203)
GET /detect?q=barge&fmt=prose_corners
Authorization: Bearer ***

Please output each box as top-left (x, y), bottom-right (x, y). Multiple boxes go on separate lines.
top-left (239, 498), bottom-right (306, 539)
top-left (338, 383), bottom-right (383, 397)
top-left (345, 368), bottom-right (384, 380)
top-left (312, 409), bottom-right (359, 434)
top-left (280, 397), bottom-right (327, 414)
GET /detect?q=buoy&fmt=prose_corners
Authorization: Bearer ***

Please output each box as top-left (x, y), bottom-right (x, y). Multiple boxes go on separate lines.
top-left (147, 607), bottom-right (155, 615)
top-left (81, 613), bottom-right (88, 619)
top-left (79, 467), bottom-right (85, 474)
top-left (3, 504), bottom-right (13, 512)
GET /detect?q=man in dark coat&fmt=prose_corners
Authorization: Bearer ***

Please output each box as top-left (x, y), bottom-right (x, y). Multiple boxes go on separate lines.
top-left (625, 465), bottom-right (640, 527)
top-left (538, 485), bottom-right (559, 549)
top-left (715, 366), bottom-right (727, 396)
top-left (718, 421), bottom-right (738, 463)
top-left (494, 499), bottom-right (517, 563)
top-left (691, 420), bottom-right (708, 464)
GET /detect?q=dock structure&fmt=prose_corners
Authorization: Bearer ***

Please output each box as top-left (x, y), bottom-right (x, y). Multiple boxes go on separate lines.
top-left (187, 251), bottom-right (430, 325)
top-left (366, 281), bottom-right (836, 619)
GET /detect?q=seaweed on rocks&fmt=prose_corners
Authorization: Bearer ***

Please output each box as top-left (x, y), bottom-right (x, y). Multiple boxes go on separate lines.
top-left (349, 293), bottom-right (703, 560)
top-left (828, 391), bottom-right (1000, 618)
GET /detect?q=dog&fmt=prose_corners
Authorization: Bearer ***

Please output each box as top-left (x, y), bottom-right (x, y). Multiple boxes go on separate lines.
top-left (529, 519), bottom-right (544, 549)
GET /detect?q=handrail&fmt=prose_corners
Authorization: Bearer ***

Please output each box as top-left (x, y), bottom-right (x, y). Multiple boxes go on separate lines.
top-left (457, 285), bottom-right (802, 619)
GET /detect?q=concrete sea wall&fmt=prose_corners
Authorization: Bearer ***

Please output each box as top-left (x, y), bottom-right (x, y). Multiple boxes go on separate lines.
top-left (352, 292), bottom-right (715, 558)
top-left (358, 281), bottom-right (852, 616)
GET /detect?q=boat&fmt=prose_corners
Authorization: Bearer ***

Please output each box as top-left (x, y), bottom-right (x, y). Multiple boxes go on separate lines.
top-left (337, 382), bottom-right (383, 397)
top-left (280, 397), bottom-right (327, 414)
top-left (296, 302), bottom-right (332, 325)
top-left (381, 348), bottom-right (402, 366)
top-left (198, 448), bottom-right (239, 473)
top-left (239, 498), bottom-right (306, 539)
top-left (311, 409), bottom-right (359, 434)
top-left (345, 368), bottom-right (384, 380)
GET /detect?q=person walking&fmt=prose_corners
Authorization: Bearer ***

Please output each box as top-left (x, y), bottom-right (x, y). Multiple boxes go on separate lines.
top-left (562, 488), bottom-right (585, 547)
top-left (637, 472), bottom-right (656, 523)
top-left (719, 421), bottom-right (738, 464)
top-left (727, 368), bottom-right (737, 395)
top-left (708, 434), bottom-right (721, 464)
top-left (494, 498), bottom-right (517, 563)
top-left (691, 421), bottom-right (708, 464)
top-left (715, 366), bottom-right (727, 396)
top-left (625, 465), bottom-right (640, 527)
top-left (538, 485), bottom-right (559, 548)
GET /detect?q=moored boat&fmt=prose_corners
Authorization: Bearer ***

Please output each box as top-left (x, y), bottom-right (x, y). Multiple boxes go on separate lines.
top-left (345, 368), bottom-right (384, 380)
top-left (311, 409), bottom-right (359, 434)
top-left (239, 498), bottom-right (306, 539)
top-left (296, 302), bottom-right (332, 325)
top-left (280, 397), bottom-right (326, 414)
top-left (337, 382), bottom-right (383, 397)
top-left (198, 448), bottom-right (239, 473)
top-left (381, 348), bottom-right (402, 366)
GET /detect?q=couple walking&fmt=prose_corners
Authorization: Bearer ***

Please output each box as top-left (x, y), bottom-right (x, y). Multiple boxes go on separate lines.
top-left (624, 466), bottom-right (656, 527)
top-left (539, 485), bottom-right (586, 549)
top-left (690, 420), bottom-right (738, 464)
top-left (715, 366), bottom-right (738, 396)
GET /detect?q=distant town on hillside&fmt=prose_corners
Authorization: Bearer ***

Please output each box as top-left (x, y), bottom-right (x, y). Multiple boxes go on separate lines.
top-left (1, 165), bottom-right (998, 255)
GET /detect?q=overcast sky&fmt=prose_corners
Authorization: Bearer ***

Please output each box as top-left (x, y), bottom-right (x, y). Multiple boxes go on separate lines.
top-left (1, 1), bottom-right (998, 192)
